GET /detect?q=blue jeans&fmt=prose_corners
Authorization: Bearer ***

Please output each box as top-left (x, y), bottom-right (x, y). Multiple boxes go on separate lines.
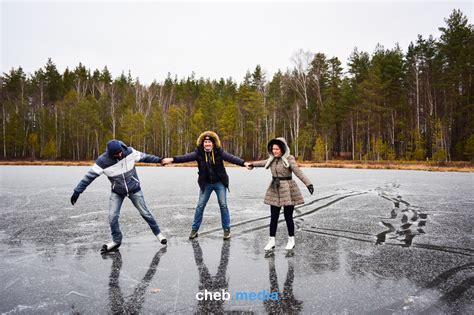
top-left (192, 182), bottom-right (230, 231)
top-left (109, 190), bottom-right (161, 244)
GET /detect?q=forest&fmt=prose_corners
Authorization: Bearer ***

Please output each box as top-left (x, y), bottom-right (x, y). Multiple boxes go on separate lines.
top-left (1, 10), bottom-right (472, 162)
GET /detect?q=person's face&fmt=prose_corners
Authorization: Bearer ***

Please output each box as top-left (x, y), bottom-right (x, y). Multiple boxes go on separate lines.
top-left (203, 139), bottom-right (214, 151)
top-left (113, 151), bottom-right (123, 159)
top-left (272, 144), bottom-right (282, 157)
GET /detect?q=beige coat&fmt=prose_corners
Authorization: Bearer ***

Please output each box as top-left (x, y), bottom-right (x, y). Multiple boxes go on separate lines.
top-left (253, 138), bottom-right (312, 207)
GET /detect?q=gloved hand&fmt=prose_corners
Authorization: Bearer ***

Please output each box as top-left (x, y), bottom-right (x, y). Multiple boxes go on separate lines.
top-left (307, 184), bottom-right (314, 195)
top-left (70, 191), bottom-right (80, 205)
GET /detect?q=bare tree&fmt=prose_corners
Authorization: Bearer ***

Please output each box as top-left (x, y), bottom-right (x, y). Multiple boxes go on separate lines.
top-left (109, 84), bottom-right (117, 138)
top-left (289, 49), bottom-right (314, 110)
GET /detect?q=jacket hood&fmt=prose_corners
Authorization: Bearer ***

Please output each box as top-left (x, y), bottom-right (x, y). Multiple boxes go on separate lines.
top-left (267, 137), bottom-right (290, 158)
top-left (106, 139), bottom-right (128, 157)
top-left (196, 131), bottom-right (221, 148)
top-left (265, 137), bottom-right (290, 169)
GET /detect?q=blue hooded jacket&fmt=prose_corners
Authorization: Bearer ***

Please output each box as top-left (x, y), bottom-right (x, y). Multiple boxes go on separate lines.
top-left (73, 140), bottom-right (162, 196)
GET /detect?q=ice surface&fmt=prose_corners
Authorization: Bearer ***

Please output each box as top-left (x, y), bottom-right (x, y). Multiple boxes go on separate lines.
top-left (0, 166), bottom-right (472, 313)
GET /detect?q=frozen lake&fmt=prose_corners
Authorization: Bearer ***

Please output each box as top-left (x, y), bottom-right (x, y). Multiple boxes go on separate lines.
top-left (0, 166), bottom-right (473, 313)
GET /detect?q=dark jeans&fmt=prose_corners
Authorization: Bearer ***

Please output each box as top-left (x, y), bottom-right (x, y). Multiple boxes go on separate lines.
top-left (270, 205), bottom-right (295, 237)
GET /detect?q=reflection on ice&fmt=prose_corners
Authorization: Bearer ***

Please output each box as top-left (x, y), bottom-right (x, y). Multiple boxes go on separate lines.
top-left (192, 240), bottom-right (229, 313)
top-left (104, 247), bottom-right (167, 314)
top-left (264, 256), bottom-right (303, 313)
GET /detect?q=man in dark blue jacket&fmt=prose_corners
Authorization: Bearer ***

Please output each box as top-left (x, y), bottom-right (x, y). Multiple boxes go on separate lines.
top-left (71, 139), bottom-right (167, 252)
top-left (162, 131), bottom-right (251, 240)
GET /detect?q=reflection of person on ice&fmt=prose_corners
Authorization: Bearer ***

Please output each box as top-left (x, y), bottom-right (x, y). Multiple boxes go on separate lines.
top-left (250, 137), bottom-right (314, 251)
top-left (105, 247), bottom-right (167, 314)
top-left (264, 256), bottom-right (303, 313)
top-left (191, 240), bottom-right (230, 313)
top-left (70, 139), bottom-right (167, 252)
top-left (162, 131), bottom-right (252, 240)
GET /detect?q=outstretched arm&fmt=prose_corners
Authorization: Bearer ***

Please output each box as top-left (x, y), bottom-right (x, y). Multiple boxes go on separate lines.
top-left (221, 150), bottom-right (255, 169)
top-left (221, 150), bottom-right (245, 166)
top-left (288, 157), bottom-right (313, 194)
top-left (134, 149), bottom-right (162, 164)
top-left (172, 151), bottom-right (198, 163)
top-left (250, 160), bottom-right (267, 168)
top-left (71, 164), bottom-right (103, 205)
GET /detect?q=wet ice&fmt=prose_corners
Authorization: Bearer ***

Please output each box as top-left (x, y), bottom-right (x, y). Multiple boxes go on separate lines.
top-left (0, 166), bottom-right (473, 313)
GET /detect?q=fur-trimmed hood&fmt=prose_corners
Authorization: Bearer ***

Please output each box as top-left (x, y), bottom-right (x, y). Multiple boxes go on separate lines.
top-left (196, 131), bottom-right (221, 148)
top-left (265, 137), bottom-right (291, 168)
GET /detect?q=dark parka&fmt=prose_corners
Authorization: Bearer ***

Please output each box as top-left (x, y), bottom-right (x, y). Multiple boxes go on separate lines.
top-left (173, 131), bottom-right (245, 191)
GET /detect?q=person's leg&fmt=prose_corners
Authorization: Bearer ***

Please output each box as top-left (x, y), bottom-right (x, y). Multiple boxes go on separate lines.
top-left (270, 205), bottom-right (281, 237)
top-left (283, 205), bottom-right (295, 236)
top-left (192, 184), bottom-right (212, 231)
top-left (265, 206), bottom-right (281, 251)
top-left (129, 190), bottom-right (161, 235)
top-left (215, 182), bottom-right (230, 230)
top-left (109, 192), bottom-right (125, 244)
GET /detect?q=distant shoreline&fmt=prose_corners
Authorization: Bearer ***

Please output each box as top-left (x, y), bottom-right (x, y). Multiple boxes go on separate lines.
top-left (1, 160), bottom-right (473, 172)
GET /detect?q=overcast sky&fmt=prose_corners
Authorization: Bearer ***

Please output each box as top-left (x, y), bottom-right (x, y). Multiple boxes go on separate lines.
top-left (1, 1), bottom-right (472, 84)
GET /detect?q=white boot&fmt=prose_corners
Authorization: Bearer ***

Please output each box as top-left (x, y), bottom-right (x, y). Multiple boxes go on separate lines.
top-left (264, 237), bottom-right (276, 251)
top-left (285, 236), bottom-right (295, 250)
top-left (157, 233), bottom-right (167, 245)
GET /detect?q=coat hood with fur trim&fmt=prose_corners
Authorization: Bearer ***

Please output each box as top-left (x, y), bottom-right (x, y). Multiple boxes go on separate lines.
top-left (265, 137), bottom-right (291, 168)
top-left (196, 131), bottom-right (221, 148)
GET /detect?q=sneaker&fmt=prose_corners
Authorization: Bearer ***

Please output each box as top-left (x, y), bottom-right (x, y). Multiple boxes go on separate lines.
top-left (101, 241), bottom-right (121, 253)
top-left (285, 236), bottom-right (295, 250)
top-left (156, 233), bottom-right (167, 245)
top-left (189, 229), bottom-right (199, 239)
top-left (264, 237), bottom-right (276, 251)
top-left (223, 229), bottom-right (231, 240)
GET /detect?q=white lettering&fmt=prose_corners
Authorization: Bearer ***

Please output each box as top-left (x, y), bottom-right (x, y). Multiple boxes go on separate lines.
top-left (222, 290), bottom-right (230, 300)
top-left (196, 292), bottom-right (203, 301)
top-left (204, 289), bottom-right (213, 300)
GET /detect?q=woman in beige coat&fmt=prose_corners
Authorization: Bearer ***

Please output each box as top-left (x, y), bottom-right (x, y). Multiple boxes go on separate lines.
top-left (250, 137), bottom-right (314, 251)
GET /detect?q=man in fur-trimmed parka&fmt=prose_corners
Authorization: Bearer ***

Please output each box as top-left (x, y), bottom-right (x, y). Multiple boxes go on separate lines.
top-left (162, 131), bottom-right (252, 240)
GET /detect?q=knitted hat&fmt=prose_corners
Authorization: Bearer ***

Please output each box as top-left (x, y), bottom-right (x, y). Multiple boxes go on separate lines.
top-left (106, 140), bottom-right (123, 156)
top-left (202, 135), bottom-right (215, 145)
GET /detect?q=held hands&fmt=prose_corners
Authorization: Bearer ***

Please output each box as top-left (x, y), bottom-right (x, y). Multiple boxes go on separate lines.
top-left (161, 158), bottom-right (174, 165)
top-left (70, 191), bottom-right (80, 205)
top-left (307, 184), bottom-right (314, 195)
top-left (244, 162), bottom-right (254, 170)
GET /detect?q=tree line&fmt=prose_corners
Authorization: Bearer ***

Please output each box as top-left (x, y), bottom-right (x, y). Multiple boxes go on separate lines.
top-left (1, 9), bottom-right (473, 162)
